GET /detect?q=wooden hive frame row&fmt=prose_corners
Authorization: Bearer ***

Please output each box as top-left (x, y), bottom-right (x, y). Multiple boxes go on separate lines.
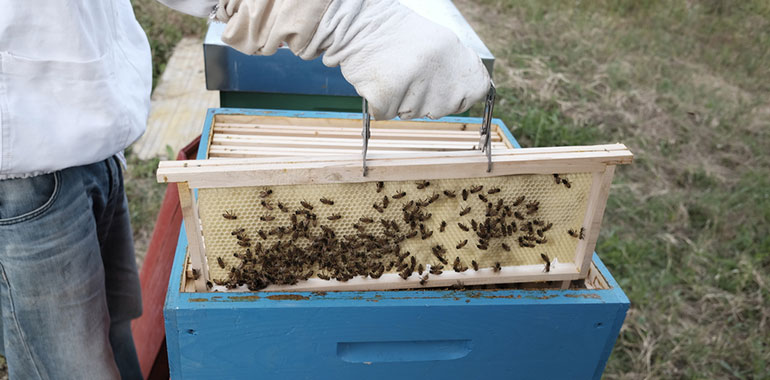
top-left (158, 143), bottom-right (632, 292)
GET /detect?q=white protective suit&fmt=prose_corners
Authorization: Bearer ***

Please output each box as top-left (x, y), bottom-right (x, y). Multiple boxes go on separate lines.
top-left (0, 0), bottom-right (489, 178)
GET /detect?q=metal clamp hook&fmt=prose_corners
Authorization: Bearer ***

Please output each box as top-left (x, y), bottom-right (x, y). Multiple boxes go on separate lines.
top-left (479, 81), bottom-right (496, 173)
top-left (362, 98), bottom-right (371, 176)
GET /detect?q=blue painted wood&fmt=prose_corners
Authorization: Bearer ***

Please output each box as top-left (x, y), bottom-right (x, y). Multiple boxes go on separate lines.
top-left (168, 109), bottom-right (628, 379)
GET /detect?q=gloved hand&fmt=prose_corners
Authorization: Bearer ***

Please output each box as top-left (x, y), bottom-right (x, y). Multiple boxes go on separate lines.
top-left (214, 0), bottom-right (490, 120)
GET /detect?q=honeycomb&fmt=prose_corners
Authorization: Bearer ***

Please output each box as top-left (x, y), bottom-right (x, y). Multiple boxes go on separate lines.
top-left (197, 173), bottom-right (592, 288)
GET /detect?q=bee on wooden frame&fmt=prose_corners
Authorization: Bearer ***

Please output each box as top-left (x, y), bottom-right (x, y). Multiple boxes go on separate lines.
top-left (420, 274), bottom-right (429, 286)
top-left (541, 253), bottom-right (551, 273)
top-left (471, 260), bottom-right (479, 271)
top-left (579, 227), bottom-right (585, 239)
top-left (493, 262), bottom-right (502, 272)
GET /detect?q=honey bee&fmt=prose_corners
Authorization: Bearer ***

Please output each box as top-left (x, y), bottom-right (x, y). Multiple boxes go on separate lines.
top-left (359, 217), bottom-right (374, 224)
top-left (420, 274), bottom-right (429, 285)
top-left (404, 230), bottom-right (416, 239)
top-left (392, 190), bottom-right (406, 199)
top-left (541, 253), bottom-right (551, 273)
top-left (427, 193), bottom-right (439, 204)
top-left (502, 243), bottom-right (511, 252)
top-left (231, 228), bottom-right (245, 236)
top-left (514, 211), bottom-right (525, 220)
top-left (542, 222), bottom-right (553, 232)
top-left (416, 181), bottom-right (430, 189)
top-left (237, 240), bottom-right (251, 247)
top-left (471, 260), bottom-right (479, 271)
top-left (459, 207), bottom-right (471, 216)
top-left (260, 200), bottom-right (274, 210)
top-left (257, 230), bottom-right (267, 240)
top-left (277, 202), bottom-right (288, 212)
top-left (382, 196), bottom-right (390, 208)
top-left (318, 273), bottom-right (331, 280)
top-left (487, 187), bottom-right (501, 194)
top-left (260, 215), bottom-right (275, 222)
top-left (456, 239), bottom-right (468, 249)
top-left (443, 190), bottom-right (456, 198)
top-left (217, 257), bottom-right (225, 269)
top-left (457, 223), bottom-right (469, 231)
top-left (568, 229), bottom-right (578, 238)
top-left (493, 262), bottom-right (502, 272)
top-left (562, 178), bottom-right (571, 188)
top-left (373, 203), bottom-right (384, 213)
top-left (440, 221), bottom-right (447, 232)
top-left (476, 243), bottom-right (488, 250)
top-left (376, 181), bottom-right (384, 193)
top-left (390, 221), bottom-right (400, 231)
top-left (327, 214), bottom-right (342, 221)
top-left (478, 194), bottom-right (488, 202)
top-left (259, 189), bottom-right (273, 198)
top-left (417, 263), bottom-right (424, 275)
top-left (553, 174), bottom-right (562, 184)
top-left (513, 195), bottom-right (525, 206)
top-left (222, 210), bottom-right (237, 220)
top-left (320, 197), bottom-right (334, 205)
top-left (236, 234), bottom-right (250, 242)
top-left (579, 227), bottom-right (585, 239)
top-left (206, 281), bottom-right (213, 289)
top-left (300, 201), bottom-right (314, 210)
top-left (470, 219), bottom-right (478, 231)
top-left (430, 264), bottom-right (444, 275)
top-left (192, 268), bottom-right (200, 280)
top-left (421, 230), bottom-right (434, 240)
top-left (462, 189), bottom-right (469, 201)
top-left (470, 185), bottom-right (483, 193)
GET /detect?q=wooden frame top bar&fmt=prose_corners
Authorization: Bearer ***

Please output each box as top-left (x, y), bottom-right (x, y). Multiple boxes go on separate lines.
top-left (157, 144), bottom-right (632, 188)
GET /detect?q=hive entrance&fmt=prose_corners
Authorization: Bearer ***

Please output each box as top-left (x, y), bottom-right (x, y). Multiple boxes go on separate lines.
top-left (198, 173), bottom-right (592, 291)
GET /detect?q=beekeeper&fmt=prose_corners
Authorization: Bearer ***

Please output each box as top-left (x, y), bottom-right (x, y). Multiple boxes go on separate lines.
top-left (0, 0), bottom-right (489, 378)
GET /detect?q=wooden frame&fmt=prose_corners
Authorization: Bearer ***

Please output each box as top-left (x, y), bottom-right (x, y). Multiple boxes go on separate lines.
top-left (159, 144), bottom-right (631, 292)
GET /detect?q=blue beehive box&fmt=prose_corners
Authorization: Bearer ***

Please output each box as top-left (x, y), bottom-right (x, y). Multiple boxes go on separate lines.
top-left (163, 109), bottom-right (629, 379)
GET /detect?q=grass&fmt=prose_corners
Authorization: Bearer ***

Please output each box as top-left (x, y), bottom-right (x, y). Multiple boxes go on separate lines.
top-left (459, 0), bottom-right (769, 378)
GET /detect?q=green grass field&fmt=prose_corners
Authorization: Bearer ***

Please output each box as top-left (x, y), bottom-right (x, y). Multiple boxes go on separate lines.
top-left (52, 1), bottom-right (770, 379)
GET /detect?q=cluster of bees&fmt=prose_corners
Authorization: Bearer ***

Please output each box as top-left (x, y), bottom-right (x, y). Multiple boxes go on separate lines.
top-left (211, 175), bottom-right (585, 291)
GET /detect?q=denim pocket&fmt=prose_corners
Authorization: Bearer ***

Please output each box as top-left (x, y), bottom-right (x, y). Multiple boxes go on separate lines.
top-left (0, 172), bottom-right (60, 224)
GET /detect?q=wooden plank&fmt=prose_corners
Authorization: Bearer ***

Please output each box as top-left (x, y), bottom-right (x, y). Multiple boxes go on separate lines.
top-left (159, 143), bottom-right (631, 168)
top-left (209, 263), bottom-right (581, 292)
top-left (211, 134), bottom-right (507, 150)
top-left (212, 125), bottom-right (501, 140)
top-left (574, 166), bottom-right (616, 276)
top-left (213, 114), bottom-right (486, 131)
top-left (177, 183), bottom-right (209, 292)
top-left (157, 149), bottom-right (633, 187)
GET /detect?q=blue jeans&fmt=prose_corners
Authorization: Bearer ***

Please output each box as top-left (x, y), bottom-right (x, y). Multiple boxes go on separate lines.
top-left (0, 157), bottom-right (142, 379)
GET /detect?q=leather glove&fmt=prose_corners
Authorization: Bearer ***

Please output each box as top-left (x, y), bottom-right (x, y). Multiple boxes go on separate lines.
top-left (215, 0), bottom-right (490, 120)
